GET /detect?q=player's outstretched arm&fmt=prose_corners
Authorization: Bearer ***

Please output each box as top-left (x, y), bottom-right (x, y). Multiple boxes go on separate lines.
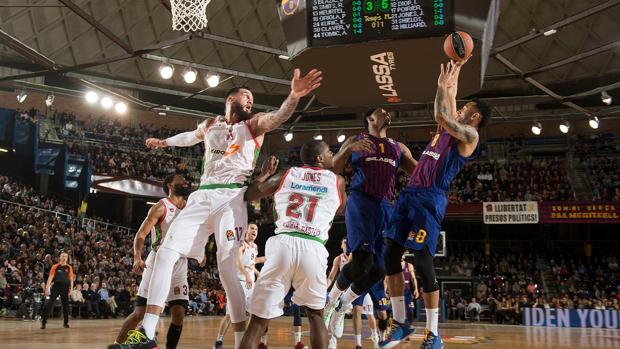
top-left (244, 171), bottom-right (285, 202)
top-left (398, 142), bottom-right (417, 174)
top-left (332, 136), bottom-right (375, 174)
top-left (145, 119), bottom-right (210, 148)
top-left (244, 156), bottom-right (279, 202)
top-left (249, 68), bottom-right (322, 136)
top-left (132, 202), bottom-right (165, 275)
top-left (327, 256), bottom-right (341, 287)
top-left (336, 174), bottom-right (348, 214)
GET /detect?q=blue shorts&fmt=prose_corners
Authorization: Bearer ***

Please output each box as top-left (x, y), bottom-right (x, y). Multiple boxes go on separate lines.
top-left (384, 188), bottom-right (447, 256)
top-left (352, 279), bottom-right (389, 312)
top-left (346, 191), bottom-right (393, 266)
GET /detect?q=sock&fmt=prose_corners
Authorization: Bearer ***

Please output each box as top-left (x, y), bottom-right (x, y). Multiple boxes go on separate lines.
top-left (426, 308), bottom-right (439, 334)
top-left (260, 335), bottom-right (267, 345)
top-left (294, 331), bottom-right (301, 343)
top-left (372, 329), bottom-right (379, 342)
top-left (391, 296), bottom-right (406, 323)
top-left (328, 285), bottom-right (344, 305)
top-left (166, 323), bottom-right (183, 349)
top-left (234, 331), bottom-right (245, 349)
top-left (355, 334), bottom-right (362, 346)
top-left (216, 334), bottom-right (224, 342)
top-left (142, 313), bottom-right (159, 339)
top-left (339, 287), bottom-right (360, 308)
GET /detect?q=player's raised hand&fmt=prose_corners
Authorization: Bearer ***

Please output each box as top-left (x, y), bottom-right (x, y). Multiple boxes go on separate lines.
top-left (290, 68), bottom-right (323, 99)
top-left (260, 155), bottom-right (279, 177)
top-left (145, 138), bottom-right (166, 149)
top-left (347, 138), bottom-right (375, 154)
top-left (133, 258), bottom-right (146, 275)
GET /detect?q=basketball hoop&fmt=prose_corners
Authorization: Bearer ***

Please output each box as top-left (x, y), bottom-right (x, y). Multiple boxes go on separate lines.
top-left (170, 0), bottom-right (211, 32)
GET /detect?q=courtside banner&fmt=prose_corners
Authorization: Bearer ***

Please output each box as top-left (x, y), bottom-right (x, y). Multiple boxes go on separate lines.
top-left (522, 308), bottom-right (620, 329)
top-left (482, 201), bottom-right (538, 224)
top-left (539, 202), bottom-right (620, 223)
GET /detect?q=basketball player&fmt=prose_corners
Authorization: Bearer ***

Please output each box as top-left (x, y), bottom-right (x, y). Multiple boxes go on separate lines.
top-left (109, 174), bottom-right (189, 349)
top-left (239, 140), bottom-right (347, 349)
top-left (123, 69), bottom-right (321, 349)
top-left (353, 294), bottom-right (379, 349)
top-left (325, 107), bottom-right (417, 340)
top-left (326, 237), bottom-right (350, 349)
top-left (382, 59), bottom-right (491, 349)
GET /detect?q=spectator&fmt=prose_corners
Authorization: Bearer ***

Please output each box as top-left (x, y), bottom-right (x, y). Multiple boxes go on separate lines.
top-left (467, 298), bottom-right (481, 322)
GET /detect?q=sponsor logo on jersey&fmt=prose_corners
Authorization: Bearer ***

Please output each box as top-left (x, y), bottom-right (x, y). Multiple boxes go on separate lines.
top-left (173, 286), bottom-right (180, 295)
top-left (224, 144), bottom-right (241, 156)
top-left (370, 52), bottom-right (401, 103)
top-left (364, 156), bottom-right (397, 167)
top-left (290, 182), bottom-right (328, 194)
top-left (283, 220), bottom-right (322, 237)
top-left (226, 230), bottom-right (235, 241)
top-left (422, 150), bottom-right (441, 160)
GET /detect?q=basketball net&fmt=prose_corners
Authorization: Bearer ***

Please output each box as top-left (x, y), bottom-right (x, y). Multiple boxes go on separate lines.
top-left (170, 0), bottom-right (211, 32)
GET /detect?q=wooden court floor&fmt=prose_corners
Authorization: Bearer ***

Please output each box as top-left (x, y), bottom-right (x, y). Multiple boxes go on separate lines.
top-left (0, 316), bottom-right (618, 348)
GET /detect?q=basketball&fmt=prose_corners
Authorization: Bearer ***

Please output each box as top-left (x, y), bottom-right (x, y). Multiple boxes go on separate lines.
top-left (444, 31), bottom-right (474, 61)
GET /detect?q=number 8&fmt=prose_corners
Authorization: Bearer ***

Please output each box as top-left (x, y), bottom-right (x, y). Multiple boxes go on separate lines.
top-left (415, 229), bottom-right (427, 243)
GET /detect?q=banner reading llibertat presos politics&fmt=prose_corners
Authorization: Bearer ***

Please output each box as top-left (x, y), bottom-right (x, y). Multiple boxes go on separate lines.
top-left (522, 308), bottom-right (620, 329)
top-left (483, 201), bottom-right (539, 224)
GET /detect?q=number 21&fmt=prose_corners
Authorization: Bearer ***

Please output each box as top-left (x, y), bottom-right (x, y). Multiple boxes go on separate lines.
top-left (286, 193), bottom-right (319, 223)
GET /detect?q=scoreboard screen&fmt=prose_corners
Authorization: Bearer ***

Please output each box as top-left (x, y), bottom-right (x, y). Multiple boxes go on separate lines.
top-left (308, 0), bottom-right (454, 47)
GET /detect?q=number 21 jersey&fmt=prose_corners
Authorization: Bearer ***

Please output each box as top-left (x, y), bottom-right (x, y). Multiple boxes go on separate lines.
top-left (273, 166), bottom-right (342, 243)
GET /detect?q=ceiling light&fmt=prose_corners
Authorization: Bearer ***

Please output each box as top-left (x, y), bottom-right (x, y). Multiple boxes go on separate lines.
top-left (183, 68), bottom-right (197, 84)
top-left (531, 122), bottom-right (542, 135)
top-left (85, 91), bottom-right (99, 103)
top-left (0, 148), bottom-right (9, 153)
top-left (147, 201), bottom-right (157, 205)
top-left (114, 102), bottom-right (128, 114)
top-left (206, 72), bottom-right (221, 87)
top-left (313, 131), bottom-right (323, 141)
top-left (588, 116), bottom-right (599, 129)
top-left (543, 28), bottom-right (557, 36)
top-left (101, 96), bottom-right (113, 109)
top-left (16, 90), bottom-right (27, 103)
top-left (559, 121), bottom-right (569, 134)
top-left (601, 91), bottom-right (612, 105)
top-left (278, 55), bottom-right (290, 60)
top-left (159, 63), bottom-right (174, 79)
top-left (45, 94), bottom-right (55, 107)
top-left (337, 131), bottom-right (346, 143)
top-left (158, 111), bottom-right (167, 116)
top-left (284, 131), bottom-right (293, 142)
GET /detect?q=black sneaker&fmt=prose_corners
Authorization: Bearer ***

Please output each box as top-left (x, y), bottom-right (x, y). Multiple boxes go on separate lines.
top-left (64, 323), bottom-right (70, 328)
top-left (213, 340), bottom-right (223, 349)
top-left (40, 322), bottom-right (46, 330)
top-left (107, 328), bottom-right (157, 349)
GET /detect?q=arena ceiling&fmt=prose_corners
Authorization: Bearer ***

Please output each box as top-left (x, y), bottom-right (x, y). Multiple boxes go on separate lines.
top-left (0, 0), bottom-right (619, 126)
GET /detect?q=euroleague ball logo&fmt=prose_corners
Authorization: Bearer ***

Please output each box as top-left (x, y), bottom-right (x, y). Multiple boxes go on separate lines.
top-left (370, 52), bottom-right (401, 103)
top-left (281, 0), bottom-right (299, 15)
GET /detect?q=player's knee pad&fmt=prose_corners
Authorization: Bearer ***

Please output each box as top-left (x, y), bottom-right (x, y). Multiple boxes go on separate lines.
top-left (352, 265), bottom-right (386, 294)
top-left (340, 250), bottom-right (374, 287)
top-left (412, 248), bottom-right (439, 292)
top-left (136, 296), bottom-right (147, 307)
top-left (383, 238), bottom-right (405, 275)
top-left (378, 318), bottom-right (388, 331)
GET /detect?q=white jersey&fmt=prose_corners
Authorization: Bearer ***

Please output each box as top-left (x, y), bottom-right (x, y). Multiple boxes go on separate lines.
top-left (199, 116), bottom-right (263, 186)
top-left (273, 166), bottom-right (342, 243)
top-left (238, 241), bottom-right (258, 281)
top-left (151, 198), bottom-right (181, 251)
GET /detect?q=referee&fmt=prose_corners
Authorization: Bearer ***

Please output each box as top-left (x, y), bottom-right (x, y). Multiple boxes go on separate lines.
top-left (41, 252), bottom-right (74, 329)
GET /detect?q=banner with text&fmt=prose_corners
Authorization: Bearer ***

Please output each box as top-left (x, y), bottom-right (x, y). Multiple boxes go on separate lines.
top-left (483, 201), bottom-right (538, 224)
top-left (522, 308), bottom-right (619, 329)
top-left (539, 202), bottom-right (620, 224)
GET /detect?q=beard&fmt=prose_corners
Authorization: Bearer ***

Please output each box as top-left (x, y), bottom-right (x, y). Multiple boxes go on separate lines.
top-left (231, 101), bottom-right (252, 121)
top-left (173, 185), bottom-right (192, 197)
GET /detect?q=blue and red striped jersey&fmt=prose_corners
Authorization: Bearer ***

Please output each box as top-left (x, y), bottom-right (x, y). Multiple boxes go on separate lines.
top-left (350, 133), bottom-right (402, 200)
top-left (408, 130), bottom-right (479, 192)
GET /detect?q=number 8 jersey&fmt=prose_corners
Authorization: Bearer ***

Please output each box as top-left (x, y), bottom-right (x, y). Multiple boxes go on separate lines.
top-left (273, 166), bottom-right (342, 244)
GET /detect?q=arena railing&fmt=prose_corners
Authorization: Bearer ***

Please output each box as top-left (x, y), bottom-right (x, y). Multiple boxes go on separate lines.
top-left (0, 199), bottom-right (73, 223)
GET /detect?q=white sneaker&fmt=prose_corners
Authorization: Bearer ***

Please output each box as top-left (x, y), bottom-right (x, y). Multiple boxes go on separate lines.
top-left (328, 335), bottom-right (338, 349)
top-left (371, 333), bottom-right (380, 349)
top-left (331, 302), bottom-right (351, 338)
top-left (323, 299), bottom-right (338, 328)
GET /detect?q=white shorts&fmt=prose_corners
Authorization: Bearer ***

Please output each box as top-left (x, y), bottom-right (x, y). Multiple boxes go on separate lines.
top-left (160, 186), bottom-right (248, 322)
top-left (138, 250), bottom-right (188, 302)
top-left (362, 294), bottom-right (374, 316)
top-left (226, 280), bottom-right (254, 315)
top-left (248, 234), bottom-right (328, 319)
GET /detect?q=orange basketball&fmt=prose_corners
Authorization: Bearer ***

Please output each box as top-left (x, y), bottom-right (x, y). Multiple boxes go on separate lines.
top-left (443, 31), bottom-right (474, 61)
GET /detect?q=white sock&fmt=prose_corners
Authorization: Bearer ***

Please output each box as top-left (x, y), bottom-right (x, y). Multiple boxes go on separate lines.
top-left (390, 296), bottom-right (406, 323)
top-left (216, 334), bottom-right (224, 342)
top-left (426, 308), bottom-right (439, 334)
top-left (294, 331), bottom-right (301, 343)
top-left (355, 334), bottom-right (362, 346)
top-left (339, 287), bottom-right (359, 308)
top-left (142, 313), bottom-right (159, 339)
top-left (328, 285), bottom-right (344, 305)
top-left (234, 331), bottom-right (245, 349)
top-left (260, 335), bottom-right (267, 345)
top-left (372, 329), bottom-right (379, 341)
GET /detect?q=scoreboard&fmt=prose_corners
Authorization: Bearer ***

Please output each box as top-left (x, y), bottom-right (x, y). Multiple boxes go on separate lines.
top-left (309, 0), bottom-right (454, 47)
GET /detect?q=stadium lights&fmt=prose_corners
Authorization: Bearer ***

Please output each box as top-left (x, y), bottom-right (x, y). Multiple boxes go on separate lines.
top-left (601, 91), bottom-right (612, 105)
top-left (85, 91), bottom-right (99, 103)
top-left (159, 63), bottom-right (175, 79)
top-left (313, 131), bottom-right (323, 141)
top-left (531, 122), bottom-right (542, 135)
top-left (337, 130), bottom-right (346, 143)
top-left (588, 116), bottom-right (600, 129)
top-left (183, 68), bottom-right (197, 84)
top-left (147, 201), bottom-right (157, 205)
top-left (100, 96), bottom-right (113, 109)
top-left (16, 90), bottom-right (27, 103)
top-left (114, 102), bottom-right (128, 114)
top-left (543, 28), bottom-right (557, 36)
top-left (45, 94), bottom-right (55, 107)
top-left (206, 72), bottom-right (221, 87)
top-left (559, 121), bottom-right (570, 134)
top-left (284, 130), bottom-right (293, 142)
top-left (0, 147), bottom-right (9, 153)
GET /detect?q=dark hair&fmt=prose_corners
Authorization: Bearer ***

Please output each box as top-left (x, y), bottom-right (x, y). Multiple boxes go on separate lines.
top-left (163, 174), bottom-right (176, 196)
top-left (363, 108), bottom-right (377, 130)
top-left (472, 98), bottom-right (491, 129)
top-left (300, 140), bottom-right (327, 164)
top-left (225, 86), bottom-right (251, 100)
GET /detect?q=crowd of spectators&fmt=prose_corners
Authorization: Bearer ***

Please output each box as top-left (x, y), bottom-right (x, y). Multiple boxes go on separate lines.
top-left (581, 156), bottom-right (620, 202)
